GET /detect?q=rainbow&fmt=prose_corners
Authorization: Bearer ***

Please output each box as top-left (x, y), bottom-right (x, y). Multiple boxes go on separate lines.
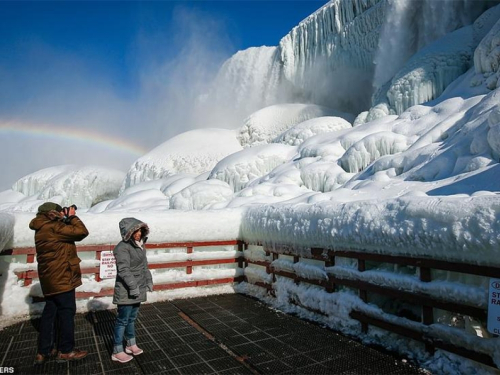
top-left (0, 120), bottom-right (148, 156)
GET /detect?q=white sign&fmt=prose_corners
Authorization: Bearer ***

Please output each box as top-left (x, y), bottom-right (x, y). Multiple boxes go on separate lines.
top-left (487, 278), bottom-right (500, 335)
top-left (99, 251), bottom-right (117, 279)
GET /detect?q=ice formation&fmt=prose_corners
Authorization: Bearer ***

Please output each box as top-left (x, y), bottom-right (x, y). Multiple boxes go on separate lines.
top-left (473, 14), bottom-right (500, 90)
top-left (272, 116), bottom-right (352, 146)
top-left (121, 128), bottom-right (242, 191)
top-left (237, 103), bottom-right (354, 148)
top-left (203, 47), bottom-right (286, 125)
top-left (208, 144), bottom-right (298, 192)
top-left (170, 179), bottom-right (234, 210)
top-left (9, 165), bottom-right (125, 210)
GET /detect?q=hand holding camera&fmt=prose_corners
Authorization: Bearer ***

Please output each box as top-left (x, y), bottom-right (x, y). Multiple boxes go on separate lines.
top-left (61, 205), bottom-right (78, 222)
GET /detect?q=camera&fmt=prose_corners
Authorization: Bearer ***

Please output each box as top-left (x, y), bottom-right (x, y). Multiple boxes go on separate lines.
top-left (62, 204), bottom-right (78, 217)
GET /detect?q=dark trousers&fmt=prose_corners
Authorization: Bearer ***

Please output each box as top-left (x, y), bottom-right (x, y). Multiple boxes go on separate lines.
top-left (38, 289), bottom-right (76, 355)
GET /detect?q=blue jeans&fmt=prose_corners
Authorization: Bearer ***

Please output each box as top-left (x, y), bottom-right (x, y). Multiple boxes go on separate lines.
top-left (38, 289), bottom-right (76, 355)
top-left (113, 303), bottom-right (140, 354)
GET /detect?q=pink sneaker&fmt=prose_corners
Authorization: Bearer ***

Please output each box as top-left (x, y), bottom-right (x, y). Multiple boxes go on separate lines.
top-left (125, 345), bottom-right (144, 355)
top-left (111, 352), bottom-right (133, 363)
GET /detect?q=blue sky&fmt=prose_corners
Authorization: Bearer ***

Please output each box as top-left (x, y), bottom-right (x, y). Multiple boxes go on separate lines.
top-left (0, 0), bottom-right (326, 189)
top-left (0, 1), bottom-right (324, 102)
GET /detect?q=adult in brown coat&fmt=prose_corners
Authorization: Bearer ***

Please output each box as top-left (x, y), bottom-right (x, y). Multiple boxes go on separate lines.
top-left (29, 202), bottom-right (89, 365)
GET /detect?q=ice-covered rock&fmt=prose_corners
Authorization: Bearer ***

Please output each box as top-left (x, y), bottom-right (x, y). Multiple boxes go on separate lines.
top-left (122, 129), bottom-right (243, 191)
top-left (487, 106), bottom-right (500, 160)
top-left (339, 131), bottom-right (411, 173)
top-left (272, 116), bottom-right (352, 146)
top-left (12, 165), bottom-right (78, 197)
top-left (170, 179), bottom-right (234, 210)
top-left (373, 3), bottom-right (500, 115)
top-left (0, 213), bottom-right (14, 250)
top-left (238, 103), bottom-right (354, 148)
top-left (385, 26), bottom-right (475, 115)
top-left (473, 7), bottom-right (500, 90)
top-left (279, 0), bottom-right (386, 113)
top-left (208, 144), bottom-right (298, 192)
top-left (11, 165), bottom-right (124, 209)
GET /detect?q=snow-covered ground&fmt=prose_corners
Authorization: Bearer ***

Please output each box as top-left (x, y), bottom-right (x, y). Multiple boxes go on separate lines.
top-left (1, 0), bottom-right (500, 373)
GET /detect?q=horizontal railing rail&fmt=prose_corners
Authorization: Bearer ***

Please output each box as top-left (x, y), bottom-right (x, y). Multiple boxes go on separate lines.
top-left (2, 240), bottom-right (245, 299)
top-left (3, 239), bottom-right (498, 369)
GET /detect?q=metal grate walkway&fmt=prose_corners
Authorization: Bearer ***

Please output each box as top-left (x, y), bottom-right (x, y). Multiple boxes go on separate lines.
top-left (0, 294), bottom-right (427, 374)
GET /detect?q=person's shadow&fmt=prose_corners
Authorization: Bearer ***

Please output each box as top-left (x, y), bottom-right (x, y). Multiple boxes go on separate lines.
top-left (85, 299), bottom-right (116, 353)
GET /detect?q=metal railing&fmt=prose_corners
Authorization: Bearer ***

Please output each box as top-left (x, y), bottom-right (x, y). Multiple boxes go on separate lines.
top-left (2, 240), bottom-right (245, 300)
top-left (243, 243), bottom-right (499, 369)
top-left (2, 239), bottom-right (498, 369)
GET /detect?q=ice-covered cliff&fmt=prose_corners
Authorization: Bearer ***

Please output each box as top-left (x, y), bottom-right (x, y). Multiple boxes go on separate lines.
top-left (206, 0), bottom-right (497, 121)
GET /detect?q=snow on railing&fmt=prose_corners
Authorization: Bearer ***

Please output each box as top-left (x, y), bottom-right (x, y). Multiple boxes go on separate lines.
top-left (1, 240), bottom-right (245, 300)
top-left (3, 240), bottom-right (499, 369)
top-left (242, 242), bottom-right (500, 370)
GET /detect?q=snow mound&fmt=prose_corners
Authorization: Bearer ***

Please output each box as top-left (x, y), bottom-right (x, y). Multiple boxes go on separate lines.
top-left (11, 165), bottom-right (124, 209)
top-left (238, 104), bottom-right (354, 148)
top-left (12, 165), bottom-right (77, 196)
top-left (300, 161), bottom-right (351, 192)
top-left (0, 213), bottom-right (14, 250)
top-left (170, 179), bottom-right (234, 210)
top-left (340, 131), bottom-right (411, 173)
top-left (272, 116), bottom-right (352, 146)
top-left (98, 189), bottom-right (169, 212)
top-left (122, 129), bottom-right (243, 191)
top-left (208, 144), bottom-right (298, 192)
top-left (487, 106), bottom-right (500, 160)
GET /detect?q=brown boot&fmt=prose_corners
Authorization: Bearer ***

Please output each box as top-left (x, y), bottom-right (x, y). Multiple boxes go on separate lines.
top-left (56, 349), bottom-right (88, 363)
top-left (34, 349), bottom-right (57, 365)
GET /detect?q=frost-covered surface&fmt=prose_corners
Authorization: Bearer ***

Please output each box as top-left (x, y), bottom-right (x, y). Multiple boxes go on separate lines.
top-left (273, 116), bottom-right (352, 146)
top-left (384, 26), bottom-right (475, 115)
top-left (203, 47), bottom-right (287, 126)
top-left (237, 103), bottom-right (354, 148)
top-left (473, 12), bottom-right (500, 90)
top-left (279, 0), bottom-right (386, 113)
top-left (121, 128), bottom-right (242, 191)
top-left (242, 195), bottom-right (500, 265)
top-left (7, 165), bottom-right (125, 210)
top-left (208, 144), bottom-right (298, 192)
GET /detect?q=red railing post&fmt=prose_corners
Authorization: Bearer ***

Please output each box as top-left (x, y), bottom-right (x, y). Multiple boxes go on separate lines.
top-left (24, 252), bottom-right (35, 286)
top-left (95, 250), bottom-right (102, 282)
top-left (187, 246), bottom-right (193, 274)
top-left (358, 258), bottom-right (368, 333)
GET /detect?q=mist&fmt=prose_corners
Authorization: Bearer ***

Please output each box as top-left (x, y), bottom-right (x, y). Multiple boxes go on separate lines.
top-left (0, 5), bottom-right (237, 190)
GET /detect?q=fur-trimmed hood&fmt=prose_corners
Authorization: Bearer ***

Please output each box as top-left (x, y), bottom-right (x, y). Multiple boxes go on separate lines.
top-left (119, 217), bottom-right (149, 243)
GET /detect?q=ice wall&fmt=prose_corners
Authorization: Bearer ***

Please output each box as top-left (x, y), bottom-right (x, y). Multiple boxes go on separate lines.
top-left (208, 0), bottom-right (497, 122)
top-left (202, 47), bottom-right (288, 127)
top-left (373, 0), bottom-right (491, 91)
top-left (278, 0), bottom-right (386, 114)
top-left (473, 12), bottom-right (500, 90)
top-left (372, 3), bottom-right (500, 116)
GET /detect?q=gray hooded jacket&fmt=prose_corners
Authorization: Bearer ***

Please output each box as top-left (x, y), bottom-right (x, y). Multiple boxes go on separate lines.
top-left (112, 218), bottom-right (153, 305)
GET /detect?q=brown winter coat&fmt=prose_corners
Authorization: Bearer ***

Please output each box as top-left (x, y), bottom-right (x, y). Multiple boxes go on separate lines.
top-left (29, 211), bottom-right (89, 297)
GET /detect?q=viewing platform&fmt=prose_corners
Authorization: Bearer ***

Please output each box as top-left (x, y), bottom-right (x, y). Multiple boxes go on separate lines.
top-left (0, 294), bottom-right (426, 375)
